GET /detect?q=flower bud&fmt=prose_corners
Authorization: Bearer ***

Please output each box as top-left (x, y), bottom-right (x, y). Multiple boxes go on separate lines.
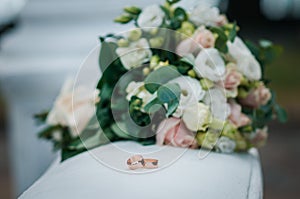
top-left (143, 67), bottom-right (150, 75)
top-left (200, 78), bottom-right (214, 90)
top-left (187, 69), bottom-right (196, 78)
top-left (150, 55), bottom-right (160, 68)
top-left (128, 29), bottom-right (142, 41)
top-left (124, 6), bottom-right (141, 15)
top-left (149, 36), bottom-right (164, 48)
top-left (117, 38), bottom-right (129, 47)
top-left (114, 14), bottom-right (133, 24)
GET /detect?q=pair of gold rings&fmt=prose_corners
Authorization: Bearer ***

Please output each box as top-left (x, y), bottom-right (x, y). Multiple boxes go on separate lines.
top-left (127, 155), bottom-right (158, 170)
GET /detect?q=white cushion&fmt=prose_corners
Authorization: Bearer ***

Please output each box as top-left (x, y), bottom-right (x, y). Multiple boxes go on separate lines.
top-left (19, 141), bottom-right (263, 199)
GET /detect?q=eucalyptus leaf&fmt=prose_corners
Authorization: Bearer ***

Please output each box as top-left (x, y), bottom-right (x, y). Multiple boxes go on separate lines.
top-left (228, 22), bottom-right (237, 42)
top-left (144, 98), bottom-right (163, 113)
top-left (274, 104), bottom-right (288, 123)
top-left (157, 83), bottom-right (181, 117)
top-left (157, 83), bottom-right (180, 103)
top-left (99, 41), bottom-right (118, 72)
top-left (144, 66), bottom-right (181, 93)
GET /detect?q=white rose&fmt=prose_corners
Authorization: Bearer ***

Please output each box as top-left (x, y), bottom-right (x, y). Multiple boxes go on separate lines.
top-left (46, 79), bottom-right (99, 137)
top-left (215, 136), bottom-right (236, 153)
top-left (203, 87), bottom-right (230, 121)
top-left (182, 102), bottom-right (211, 132)
top-left (126, 81), bottom-right (155, 107)
top-left (190, 5), bottom-right (223, 27)
top-left (227, 37), bottom-right (262, 80)
top-left (194, 48), bottom-right (226, 82)
top-left (116, 38), bottom-right (152, 70)
top-left (169, 76), bottom-right (206, 117)
top-left (137, 5), bottom-right (165, 31)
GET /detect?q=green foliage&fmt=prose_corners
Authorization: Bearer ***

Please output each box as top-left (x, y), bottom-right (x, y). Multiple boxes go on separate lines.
top-left (157, 83), bottom-right (180, 116)
top-left (99, 41), bottom-right (118, 72)
top-left (210, 23), bottom-right (238, 53)
top-left (210, 27), bottom-right (229, 53)
top-left (144, 66), bottom-right (181, 93)
top-left (245, 39), bottom-right (283, 82)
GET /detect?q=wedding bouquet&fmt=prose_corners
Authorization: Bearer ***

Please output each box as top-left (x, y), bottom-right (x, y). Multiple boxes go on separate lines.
top-left (35, 0), bottom-right (287, 161)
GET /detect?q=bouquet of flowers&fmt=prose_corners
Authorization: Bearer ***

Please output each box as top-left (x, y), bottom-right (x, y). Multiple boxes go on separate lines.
top-left (35, 0), bottom-right (287, 161)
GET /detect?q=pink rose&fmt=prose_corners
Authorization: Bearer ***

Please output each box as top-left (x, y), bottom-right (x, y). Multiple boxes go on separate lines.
top-left (251, 127), bottom-right (268, 147)
top-left (216, 15), bottom-right (228, 26)
top-left (156, 117), bottom-right (198, 149)
top-left (239, 83), bottom-right (272, 108)
top-left (176, 27), bottom-right (215, 56)
top-left (223, 67), bottom-right (242, 90)
top-left (228, 102), bottom-right (251, 128)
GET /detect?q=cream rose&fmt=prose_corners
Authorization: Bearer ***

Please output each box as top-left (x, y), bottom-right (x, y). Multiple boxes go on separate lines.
top-left (215, 136), bottom-right (236, 153)
top-left (203, 87), bottom-right (230, 121)
top-left (190, 5), bottom-right (226, 27)
top-left (46, 79), bottom-right (99, 137)
top-left (125, 81), bottom-right (154, 107)
top-left (116, 38), bottom-right (152, 70)
top-left (156, 117), bottom-right (198, 149)
top-left (182, 102), bottom-right (211, 132)
top-left (137, 5), bottom-right (165, 31)
top-left (228, 101), bottom-right (251, 128)
top-left (169, 76), bottom-right (206, 117)
top-left (227, 37), bottom-right (262, 81)
top-left (194, 48), bottom-right (226, 82)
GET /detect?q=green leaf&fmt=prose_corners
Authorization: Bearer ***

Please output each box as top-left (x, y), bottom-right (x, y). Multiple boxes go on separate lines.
top-left (99, 41), bottom-right (118, 72)
top-left (111, 123), bottom-right (133, 139)
top-left (215, 36), bottom-right (228, 53)
top-left (180, 54), bottom-right (195, 66)
top-left (174, 7), bottom-right (187, 22)
top-left (144, 66), bottom-right (181, 93)
top-left (157, 83), bottom-right (180, 103)
top-left (167, 0), bottom-right (181, 5)
top-left (228, 22), bottom-right (237, 42)
top-left (274, 104), bottom-right (288, 123)
top-left (210, 27), bottom-right (228, 53)
top-left (157, 83), bottom-right (181, 117)
top-left (144, 98), bottom-right (163, 113)
top-left (38, 125), bottom-right (61, 139)
top-left (160, 5), bottom-right (171, 20)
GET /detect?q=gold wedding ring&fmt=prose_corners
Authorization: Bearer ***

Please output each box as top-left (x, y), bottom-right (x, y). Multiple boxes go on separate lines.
top-left (127, 155), bottom-right (158, 170)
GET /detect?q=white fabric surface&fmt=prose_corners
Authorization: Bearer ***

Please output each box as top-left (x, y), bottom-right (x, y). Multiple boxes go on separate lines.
top-left (20, 141), bottom-right (263, 199)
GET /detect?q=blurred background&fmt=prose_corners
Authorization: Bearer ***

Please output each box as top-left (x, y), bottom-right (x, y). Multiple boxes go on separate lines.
top-left (0, 0), bottom-right (299, 198)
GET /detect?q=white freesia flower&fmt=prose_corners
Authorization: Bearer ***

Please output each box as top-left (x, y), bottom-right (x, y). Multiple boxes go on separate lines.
top-left (116, 38), bottom-right (152, 70)
top-left (204, 87), bottom-right (230, 121)
top-left (227, 37), bottom-right (262, 80)
top-left (126, 81), bottom-right (154, 106)
top-left (137, 5), bottom-right (165, 31)
top-left (215, 136), bottom-right (236, 153)
top-left (190, 5), bottom-right (223, 27)
top-left (182, 102), bottom-right (211, 131)
top-left (195, 48), bottom-right (226, 82)
top-left (46, 79), bottom-right (99, 138)
top-left (169, 76), bottom-right (206, 117)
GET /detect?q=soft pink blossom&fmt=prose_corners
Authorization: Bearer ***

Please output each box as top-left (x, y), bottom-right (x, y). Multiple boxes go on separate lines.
top-left (223, 67), bottom-right (242, 90)
top-left (176, 27), bottom-right (215, 56)
top-left (156, 117), bottom-right (198, 149)
top-left (216, 15), bottom-right (228, 26)
top-left (228, 102), bottom-right (251, 128)
top-left (240, 83), bottom-right (272, 108)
